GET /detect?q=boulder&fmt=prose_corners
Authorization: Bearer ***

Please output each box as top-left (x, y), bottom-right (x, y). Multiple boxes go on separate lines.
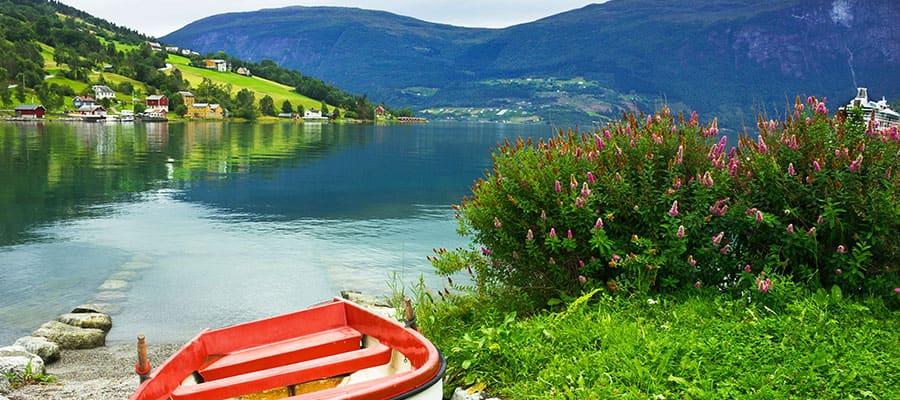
top-left (57, 312), bottom-right (112, 332)
top-left (32, 321), bottom-right (105, 349)
top-left (0, 345), bottom-right (45, 378)
top-left (14, 336), bottom-right (60, 364)
top-left (72, 302), bottom-right (121, 315)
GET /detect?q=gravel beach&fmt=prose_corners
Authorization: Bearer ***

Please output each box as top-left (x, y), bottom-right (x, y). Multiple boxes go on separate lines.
top-left (6, 343), bottom-right (182, 400)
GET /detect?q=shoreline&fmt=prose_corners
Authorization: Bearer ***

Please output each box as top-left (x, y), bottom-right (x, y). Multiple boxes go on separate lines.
top-left (6, 343), bottom-right (181, 400)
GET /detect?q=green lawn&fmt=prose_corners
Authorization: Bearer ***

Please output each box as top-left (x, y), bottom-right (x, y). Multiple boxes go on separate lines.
top-left (166, 54), bottom-right (333, 111)
top-left (420, 288), bottom-right (900, 399)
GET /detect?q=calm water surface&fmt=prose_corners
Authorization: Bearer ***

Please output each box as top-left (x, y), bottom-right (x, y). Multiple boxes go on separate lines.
top-left (0, 121), bottom-right (552, 344)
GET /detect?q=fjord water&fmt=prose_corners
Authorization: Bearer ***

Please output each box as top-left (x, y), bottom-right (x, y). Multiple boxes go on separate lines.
top-left (0, 121), bottom-right (551, 345)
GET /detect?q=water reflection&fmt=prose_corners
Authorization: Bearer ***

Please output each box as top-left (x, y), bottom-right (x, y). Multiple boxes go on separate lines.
top-left (0, 121), bottom-right (552, 344)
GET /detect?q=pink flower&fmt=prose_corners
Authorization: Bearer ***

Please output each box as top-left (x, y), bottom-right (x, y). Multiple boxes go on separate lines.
top-left (712, 231), bottom-right (724, 247)
top-left (587, 171), bottom-right (595, 184)
top-left (567, 229), bottom-right (573, 240)
top-left (616, 172), bottom-right (622, 182)
top-left (689, 111), bottom-right (698, 126)
top-left (595, 217), bottom-right (604, 229)
top-left (604, 129), bottom-right (611, 140)
top-left (612, 254), bottom-right (621, 262)
top-left (836, 269), bottom-right (842, 275)
top-left (694, 281), bottom-right (701, 289)
top-left (688, 255), bottom-right (697, 267)
top-left (849, 154), bottom-right (863, 172)
top-left (668, 200), bottom-right (679, 217)
top-left (512, 251), bottom-right (518, 259)
top-left (581, 182), bottom-right (592, 197)
top-left (895, 288), bottom-right (900, 293)
top-left (755, 210), bottom-right (764, 222)
top-left (540, 210), bottom-right (547, 220)
top-left (756, 276), bottom-right (772, 293)
top-left (595, 134), bottom-right (605, 150)
top-left (758, 135), bottom-right (768, 153)
top-left (744, 264), bottom-right (751, 273)
top-left (720, 244), bottom-right (730, 254)
top-left (817, 215), bottom-right (824, 225)
top-left (813, 160), bottom-right (821, 172)
top-left (494, 217), bottom-right (502, 228)
top-left (675, 145), bottom-right (684, 165)
top-left (481, 247), bottom-right (493, 255)
top-left (677, 225), bottom-right (685, 238)
top-left (837, 245), bottom-right (846, 254)
top-left (579, 260), bottom-right (585, 268)
top-left (549, 228), bottom-right (557, 239)
top-left (555, 180), bottom-right (561, 193)
top-left (526, 229), bottom-right (534, 241)
top-left (807, 227), bottom-right (816, 236)
top-left (788, 163), bottom-right (795, 176)
top-left (787, 224), bottom-right (795, 234)
top-left (578, 275), bottom-right (587, 284)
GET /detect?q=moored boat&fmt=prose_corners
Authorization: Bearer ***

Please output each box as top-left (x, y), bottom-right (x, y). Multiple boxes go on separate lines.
top-left (839, 87), bottom-right (900, 128)
top-left (130, 298), bottom-right (445, 400)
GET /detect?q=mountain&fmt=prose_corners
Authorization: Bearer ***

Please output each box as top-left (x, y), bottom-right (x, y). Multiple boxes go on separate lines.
top-left (161, 0), bottom-right (900, 126)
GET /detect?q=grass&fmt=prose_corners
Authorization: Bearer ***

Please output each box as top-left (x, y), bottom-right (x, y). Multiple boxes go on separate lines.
top-left (165, 54), bottom-right (333, 111)
top-left (418, 288), bottom-right (900, 399)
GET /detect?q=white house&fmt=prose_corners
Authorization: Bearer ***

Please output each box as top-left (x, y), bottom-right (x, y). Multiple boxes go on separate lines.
top-left (304, 109), bottom-right (326, 120)
top-left (92, 85), bottom-right (116, 100)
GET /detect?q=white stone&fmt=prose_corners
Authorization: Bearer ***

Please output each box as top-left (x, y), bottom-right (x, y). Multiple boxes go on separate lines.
top-left (32, 321), bottom-right (106, 349)
top-left (0, 345), bottom-right (45, 378)
top-left (57, 312), bottom-right (113, 332)
top-left (14, 336), bottom-right (60, 364)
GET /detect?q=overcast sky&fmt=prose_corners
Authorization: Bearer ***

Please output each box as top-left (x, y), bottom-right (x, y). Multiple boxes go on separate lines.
top-left (58, 1), bottom-right (605, 37)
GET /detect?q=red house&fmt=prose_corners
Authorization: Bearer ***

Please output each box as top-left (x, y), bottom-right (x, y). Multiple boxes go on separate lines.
top-left (146, 95), bottom-right (169, 109)
top-left (14, 104), bottom-right (46, 119)
top-left (375, 106), bottom-right (387, 115)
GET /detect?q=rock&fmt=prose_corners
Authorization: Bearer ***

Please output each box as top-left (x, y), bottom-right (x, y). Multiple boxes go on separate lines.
top-left (93, 291), bottom-right (126, 301)
top-left (341, 290), bottom-right (391, 308)
top-left (98, 279), bottom-right (128, 290)
top-left (0, 345), bottom-right (45, 378)
top-left (71, 303), bottom-right (119, 314)
top-left (14, 336), bottom-right (60, 364)
top-left (108, 270), bottom-right (139, 281)
top-left (57, 312), bottom-right (113, 332)
top-left (32, 321), bottom-right (106, 349)
top-left (0, 374), bottom-right (10, 394)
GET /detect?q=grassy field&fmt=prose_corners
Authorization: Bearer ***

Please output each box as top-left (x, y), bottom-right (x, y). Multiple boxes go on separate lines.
top-left (165, 54), bottom-right (333, 111)
top-left (419, 288), bottom-right (900, 399)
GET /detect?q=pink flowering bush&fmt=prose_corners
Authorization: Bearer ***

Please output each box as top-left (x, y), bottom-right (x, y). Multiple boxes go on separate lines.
top-left (443, 97), bottom-right (899, 303)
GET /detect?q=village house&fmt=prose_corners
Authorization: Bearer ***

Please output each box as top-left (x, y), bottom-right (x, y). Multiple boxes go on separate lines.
top-left (146, 41), bottom-right (163, 52)
top-left (189, 103), bottom-right (226, 119)
top-left (304, 109), bottom-right (326, 120)
top-left (14, 104), bottom-right (46, 119)
top-left (92, 85), bottom-right (116, 100)
top-left (146, 95), bottom-right (169, 109)
top-left (236, 67), bottom-right (251, 76)
top-left (165, 46), bottom-right (179, 53)
top-left (72, 96), bottom-right (96, 108)
top-left (74, 105), bottom-right (106, 116)
top-left (374, 106), bottom-right (387, 116)
top-left (178, 91), bottom-right (195, 108)
top-left (203, 59), bottom-right (229, 72)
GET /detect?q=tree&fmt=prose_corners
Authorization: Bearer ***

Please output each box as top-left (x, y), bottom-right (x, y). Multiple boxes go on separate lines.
top-left (259, 95), bottom-right (276, 116)
top-left (233, 88), bottom-right (257, 120)
top-left (281, 99), bottom-right (293, 114)
top-left (296, 104), bottom-right (304, 116)
top-left (331, 107), bottom-right (341, 119)
top-left (320, 101), bottom-right (329, 116)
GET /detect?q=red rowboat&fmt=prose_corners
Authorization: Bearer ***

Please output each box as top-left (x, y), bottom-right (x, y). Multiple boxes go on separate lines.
top-left (130, 298), bottom-right (445, 400)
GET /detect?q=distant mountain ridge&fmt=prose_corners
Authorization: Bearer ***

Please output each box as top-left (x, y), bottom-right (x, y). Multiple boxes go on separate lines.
top-left (162, 0), bottom-right (900, 126)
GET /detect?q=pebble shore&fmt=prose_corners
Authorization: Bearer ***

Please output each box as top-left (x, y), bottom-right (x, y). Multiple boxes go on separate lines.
top-left (6, 343), bottom-right (181, 400)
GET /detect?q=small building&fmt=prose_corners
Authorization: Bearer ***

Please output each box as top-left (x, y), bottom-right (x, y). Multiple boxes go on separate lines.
top-left (92, 85), bottom-right (116, 100)
top-left (236, 67), bottom-right (251, 76)
top-left (178, 91), bottom-right (195, 108)
top-left (73, 96), bottom-right (96, 108)
top-left (146, 41), bottom-right (163, 52)
top-left (203, 59), bottom-right (229, 72)
top-left (14, 104), bottom-right (46, 119)
top-left (74, 105), bottom-right (106, 116)
top-left (146, 95), bottom-right (169, 109)
top-left (145, 108), bottom-right (168, 119)
top-left (374, 106), bottom-right (387, 116)
top-left (165, 46), bottom-right (179, 53)
top-left (188, 103), bottom-right (225, 119)
top-left (304, 109), bottom-right (325, 120)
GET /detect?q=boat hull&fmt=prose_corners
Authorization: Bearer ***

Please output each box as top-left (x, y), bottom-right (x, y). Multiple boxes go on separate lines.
top-left (130, 298), bottom-right (444, 400)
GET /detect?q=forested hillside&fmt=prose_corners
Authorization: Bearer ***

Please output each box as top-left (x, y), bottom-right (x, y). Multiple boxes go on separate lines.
top-left (0, 0), bottom-right (383, 119)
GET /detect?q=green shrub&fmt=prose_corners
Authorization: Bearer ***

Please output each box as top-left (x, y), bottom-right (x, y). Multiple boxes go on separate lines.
top-left (450, 98), bottom-right (899, 302)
